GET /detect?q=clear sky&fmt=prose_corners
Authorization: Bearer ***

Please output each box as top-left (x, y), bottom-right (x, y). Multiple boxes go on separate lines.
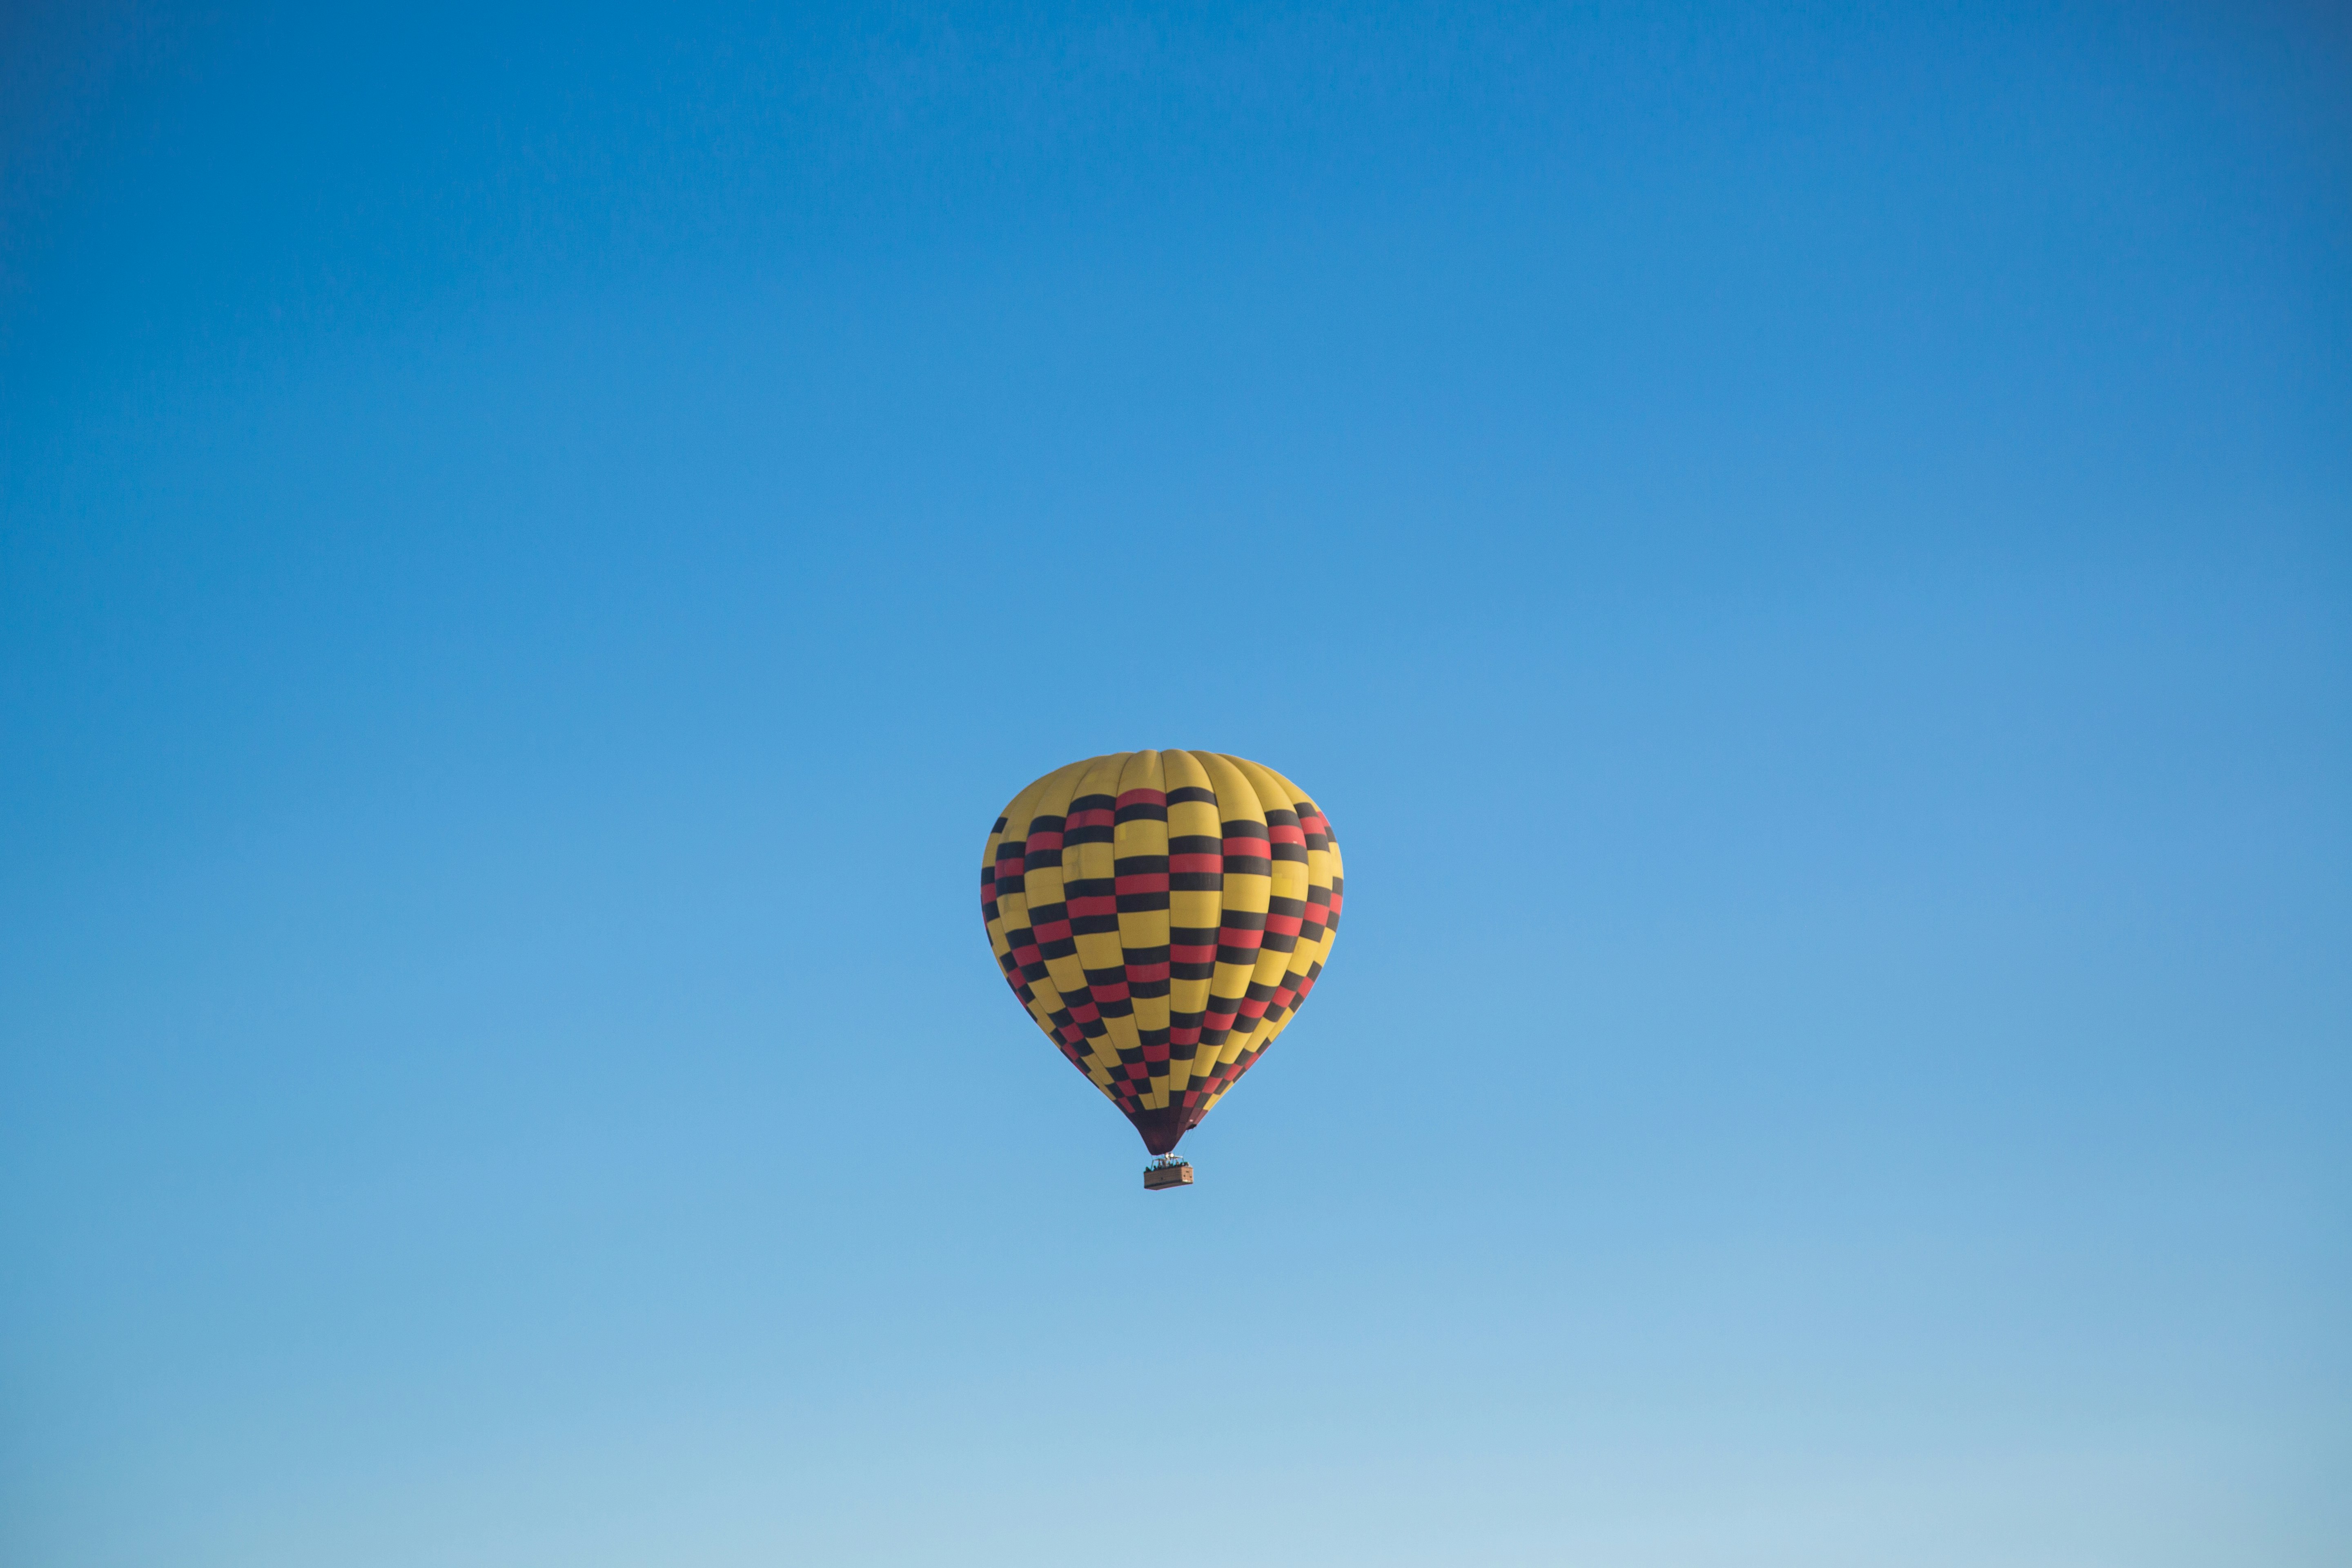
top-left (2, 2), bottom-right (2346, 1564)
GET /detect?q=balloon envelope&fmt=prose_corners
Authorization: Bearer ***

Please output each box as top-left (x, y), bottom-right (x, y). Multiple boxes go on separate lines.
top-left (980, 751), bottom-right (1344, 1154)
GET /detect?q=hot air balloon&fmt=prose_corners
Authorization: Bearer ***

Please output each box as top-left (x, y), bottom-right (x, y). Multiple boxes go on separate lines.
top-left (980, 751), bottom-right (1344, 1189)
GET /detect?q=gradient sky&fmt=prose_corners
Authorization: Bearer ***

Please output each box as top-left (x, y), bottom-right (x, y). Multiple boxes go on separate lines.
top-left (2, 3), bottom-right (2347, 1565)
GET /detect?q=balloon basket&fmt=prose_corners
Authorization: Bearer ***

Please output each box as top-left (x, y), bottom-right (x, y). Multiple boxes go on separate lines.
top-left (1143, 1156), bottom-right (1194, 1191)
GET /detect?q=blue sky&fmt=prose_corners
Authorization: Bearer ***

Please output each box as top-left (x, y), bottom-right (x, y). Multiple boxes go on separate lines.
top-left (2, 2), bottom-right (2346, 1564)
